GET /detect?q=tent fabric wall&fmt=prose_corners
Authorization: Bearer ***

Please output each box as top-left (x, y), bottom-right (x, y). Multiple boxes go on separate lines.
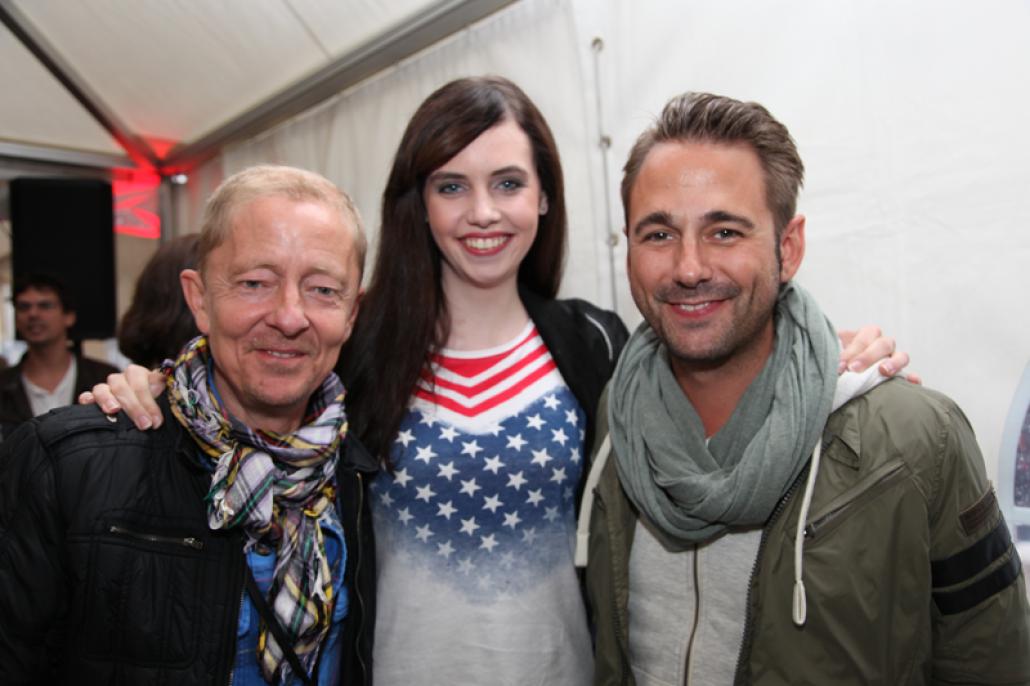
top-left (180, 0), bottom-right (1030, 485)
top-left (586, 0), bottom-right (1030, 488)
top-left (217, 0), bottom-right (610, 305)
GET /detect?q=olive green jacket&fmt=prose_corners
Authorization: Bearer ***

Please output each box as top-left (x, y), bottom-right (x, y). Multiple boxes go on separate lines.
top-left (587, 379), bottom-right (1030, 685)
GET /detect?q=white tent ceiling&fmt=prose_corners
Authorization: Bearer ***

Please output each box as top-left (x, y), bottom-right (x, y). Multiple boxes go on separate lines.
top-left (0, 0), bottom-right (513, 170)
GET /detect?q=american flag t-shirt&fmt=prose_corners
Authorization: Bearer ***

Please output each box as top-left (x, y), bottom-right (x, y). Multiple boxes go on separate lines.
top-left (371, 322), bottom-right (593, 685)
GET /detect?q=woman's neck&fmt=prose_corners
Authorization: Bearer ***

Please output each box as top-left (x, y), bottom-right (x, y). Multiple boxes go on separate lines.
top-left (441, 277), bottom-right (529, 351)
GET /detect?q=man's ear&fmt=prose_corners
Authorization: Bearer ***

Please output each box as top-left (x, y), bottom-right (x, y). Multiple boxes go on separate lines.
top-left (63, 310), bottom-right (76, 331)
top-left (180, 269), bottom-right (211, 334)
top-left (778, 214), bottom-right (806, 282)
top-left (623, 224), bottom-right (633, 267)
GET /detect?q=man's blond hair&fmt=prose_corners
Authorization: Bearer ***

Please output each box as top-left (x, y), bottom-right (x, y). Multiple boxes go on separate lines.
top-left (198, 164), bottom-right (367, 275)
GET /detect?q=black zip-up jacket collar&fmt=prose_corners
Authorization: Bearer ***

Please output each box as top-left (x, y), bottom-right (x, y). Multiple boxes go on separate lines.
top-left (520, 285), bottom-right (628, 481)
top-left (0, 396), bottom-right (377, 685)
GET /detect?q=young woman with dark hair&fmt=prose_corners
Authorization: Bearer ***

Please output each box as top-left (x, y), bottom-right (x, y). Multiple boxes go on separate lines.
top-left (340, 75), bottom-right (578, 467)
top-left (338, 76), bottom-right (628, 684)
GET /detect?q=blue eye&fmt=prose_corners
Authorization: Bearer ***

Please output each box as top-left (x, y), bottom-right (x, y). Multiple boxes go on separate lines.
top-left (437, 182), bottom-right (462, 194)
top-left (497, 178), bottom-right (524, 191)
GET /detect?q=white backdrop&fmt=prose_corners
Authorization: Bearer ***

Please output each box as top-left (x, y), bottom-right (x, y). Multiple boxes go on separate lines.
top-left (180, 0), bottom-right (1030, 485)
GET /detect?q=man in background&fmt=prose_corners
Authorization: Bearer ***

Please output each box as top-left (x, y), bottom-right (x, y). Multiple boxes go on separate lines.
top-left (0, 274), bottom-right (117, 436)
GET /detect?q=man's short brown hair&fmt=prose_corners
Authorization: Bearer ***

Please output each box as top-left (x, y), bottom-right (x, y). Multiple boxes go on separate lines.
top-left (621, 92), bottom-right (805, 234)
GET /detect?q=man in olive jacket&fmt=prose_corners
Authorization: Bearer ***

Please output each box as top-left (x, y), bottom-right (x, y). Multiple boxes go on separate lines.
top-left (584, 93), bottom-right (1030, 685)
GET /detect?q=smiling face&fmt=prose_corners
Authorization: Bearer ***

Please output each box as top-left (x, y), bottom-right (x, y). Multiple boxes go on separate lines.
top-left (181, 195), bottom-right (361, 433)
top-left (423, 118), bottom-right (547, 298)
top-left (626, 140), bottom-right (805, 378)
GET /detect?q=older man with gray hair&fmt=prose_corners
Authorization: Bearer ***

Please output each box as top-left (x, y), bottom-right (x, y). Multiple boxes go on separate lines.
top-left (0, 165), bottom-right (375, 685)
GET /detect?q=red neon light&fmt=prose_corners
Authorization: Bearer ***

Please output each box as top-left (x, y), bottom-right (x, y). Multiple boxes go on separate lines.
top-left (113, 169), bottom-right (161, 239)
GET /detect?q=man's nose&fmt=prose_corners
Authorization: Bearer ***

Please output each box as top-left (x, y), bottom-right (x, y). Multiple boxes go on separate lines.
top-left (673, 238), bottom-right (713, 287)
top-left (266, 285), bottom-right (310, 336)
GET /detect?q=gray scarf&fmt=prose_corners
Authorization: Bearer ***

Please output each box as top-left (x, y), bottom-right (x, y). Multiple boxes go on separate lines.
top-left (609, 282), bottom-right (837, 549)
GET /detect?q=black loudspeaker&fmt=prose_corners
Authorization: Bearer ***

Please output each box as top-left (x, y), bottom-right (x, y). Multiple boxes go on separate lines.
top-left (10, 177), bottom-right (116, 340)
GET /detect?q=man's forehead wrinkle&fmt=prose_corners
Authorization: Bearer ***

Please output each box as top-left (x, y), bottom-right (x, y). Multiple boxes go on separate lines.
top-left (217, 257), bottom-right (350, 282)
top-left (674, 165), bottom-right (717, 189)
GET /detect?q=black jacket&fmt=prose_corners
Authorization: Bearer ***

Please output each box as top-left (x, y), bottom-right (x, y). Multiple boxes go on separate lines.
top-left (521, 287), bottom-right (629, 508)
top-left (0, 400), bottom-right (377, 685)
top-left (0, 354), bottom-right (119, 439)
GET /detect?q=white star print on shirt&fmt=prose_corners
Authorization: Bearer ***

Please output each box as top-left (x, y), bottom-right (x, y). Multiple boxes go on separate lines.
top-left (506, 434), bottom-right (528, 451)
top-left (459, 478), bottom-right (481, 497)
top-left (531, 448), bottom-right (553, 467)
top-left (482, 494), bottom-right (503, 513)
top-left (371, 326), bottom-right (593, 686)
top-left (415, 445), bottom-right (437, 463)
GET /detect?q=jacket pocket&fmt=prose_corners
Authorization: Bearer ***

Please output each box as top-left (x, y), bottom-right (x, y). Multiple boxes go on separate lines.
top-left (770, 460), bottom-right (931, 684)
top-left (80, 515), bottom-right (207, 667)
top-left (802, 460), bottom-right (909, 541)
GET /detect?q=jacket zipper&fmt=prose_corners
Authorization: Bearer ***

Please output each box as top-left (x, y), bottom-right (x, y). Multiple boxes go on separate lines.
top-left (353, 472), bottom-right (368, 684)
top-left (227, 549), bottom-right (246, 686)
top-left (683, 543), bottom-right (701, 684)
top-left (593, 487), bottom-right (630, 684)
top-left (108, 524), bottom-right (204, 550)
top-left (803, 462), bottom-right (906, 539)
top-left (733, 472), bottom-right (805, 685)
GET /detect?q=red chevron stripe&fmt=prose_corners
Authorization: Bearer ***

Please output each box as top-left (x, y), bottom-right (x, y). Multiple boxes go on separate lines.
top-left (427, 326), bottom-right (539, 377)
top-left (415, 359), bottom-right (557, 416)
top-left (420, 342), bottom-right (549, 398)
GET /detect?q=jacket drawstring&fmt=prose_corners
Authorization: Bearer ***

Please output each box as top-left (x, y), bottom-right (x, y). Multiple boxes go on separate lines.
top-left (580, 431), bottom-right (824, 627)
top-left (792, 440), bottom-right (823, 626)
top-left (575, 434), bottom-right (611, 568)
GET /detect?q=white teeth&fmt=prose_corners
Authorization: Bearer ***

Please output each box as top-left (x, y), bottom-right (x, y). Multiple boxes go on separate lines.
top-left (267, 351), bottom-right (298, 358)
top-left (676, 302), bottom-right (710, 312)
top-left (464, 236), bottom-right (507, 250)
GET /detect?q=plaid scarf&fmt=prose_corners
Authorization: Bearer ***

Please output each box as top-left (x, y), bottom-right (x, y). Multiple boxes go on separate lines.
top-left (166, 336), bottom-right (347, 685)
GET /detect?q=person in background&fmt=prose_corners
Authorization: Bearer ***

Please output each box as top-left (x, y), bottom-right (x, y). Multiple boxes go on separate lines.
top-left (0, 273), bottom-right (118, 438)
top-left (585, 91), bottom-right (1030, 685)
top-left (83, 78), bottom-right (910, 685)
top-left (0, 165), bottom-right (375, 685)
top-left (118, 233), bottom-right (201, 369)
